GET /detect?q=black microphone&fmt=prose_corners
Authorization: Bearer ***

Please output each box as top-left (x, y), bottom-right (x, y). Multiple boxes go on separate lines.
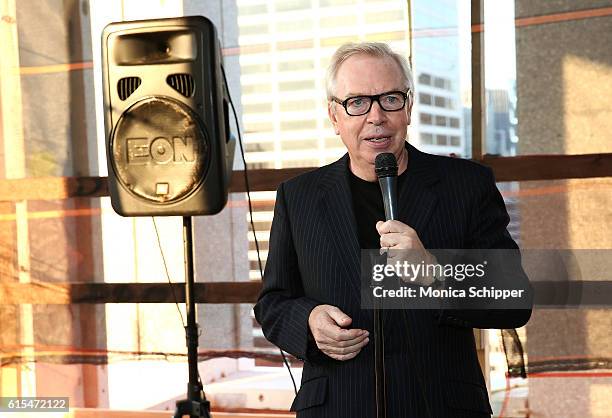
top-left (375, 153), bottom-right (398, 221)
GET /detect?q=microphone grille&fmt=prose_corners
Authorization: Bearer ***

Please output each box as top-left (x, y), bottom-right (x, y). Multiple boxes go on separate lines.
top-left (375, 153), bottom-right (398, 178)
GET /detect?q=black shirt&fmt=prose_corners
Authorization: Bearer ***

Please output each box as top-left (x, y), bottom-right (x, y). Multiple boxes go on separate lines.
top-left (348, 167), bottom-right (409, 249)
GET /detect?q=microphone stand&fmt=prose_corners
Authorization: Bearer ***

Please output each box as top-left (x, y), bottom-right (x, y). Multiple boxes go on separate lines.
top-left (374, 302), bottom-right (387, 418)
top-left (374, 153), bottom-right (398, 418)
top-left (173, 216), bottom-right (211, 418)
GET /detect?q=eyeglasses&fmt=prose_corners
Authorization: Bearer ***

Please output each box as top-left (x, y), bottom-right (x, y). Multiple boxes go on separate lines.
top-left (331, 90), bottom-right (410, 116)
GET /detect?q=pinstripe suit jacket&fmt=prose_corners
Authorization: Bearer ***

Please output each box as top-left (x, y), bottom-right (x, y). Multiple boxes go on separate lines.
top-left (254, 142), bottom-right (531, 418)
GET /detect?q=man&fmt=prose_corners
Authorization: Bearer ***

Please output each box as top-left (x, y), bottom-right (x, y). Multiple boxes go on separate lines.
top-left (254, 42), bottom-right (531, 417)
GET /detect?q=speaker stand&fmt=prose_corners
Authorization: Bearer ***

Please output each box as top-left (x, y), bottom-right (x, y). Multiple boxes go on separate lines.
top-left (174, 216), bottom-right (211, 418)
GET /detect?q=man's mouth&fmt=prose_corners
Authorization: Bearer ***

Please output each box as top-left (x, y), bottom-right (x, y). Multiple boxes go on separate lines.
top-left (365, 136), bottom-right (391, 143)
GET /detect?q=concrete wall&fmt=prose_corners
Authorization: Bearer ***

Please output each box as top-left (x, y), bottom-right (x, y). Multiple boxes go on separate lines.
top-left (515, 1), bottom-right (612, 417)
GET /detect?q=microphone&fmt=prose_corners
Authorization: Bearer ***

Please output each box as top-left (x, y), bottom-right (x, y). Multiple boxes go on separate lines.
top-left (375, 153), bottom-right (398, 221)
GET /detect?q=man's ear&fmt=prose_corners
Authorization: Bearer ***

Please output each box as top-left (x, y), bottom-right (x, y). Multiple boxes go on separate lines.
top-left (406, 95), bottom-right (414, 125)
top-left (328, 102), bottom-right (340, 135)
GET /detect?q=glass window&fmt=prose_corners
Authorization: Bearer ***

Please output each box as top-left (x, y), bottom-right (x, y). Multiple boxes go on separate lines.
top-left (280, 99), bottom-right (317, 112)
top-left (239, 24), bottom-right (269, 36)
top-left (412, 0), bottom-right (470, 157)
top-left (281, 158), bottom-right (319, 167)
top-left (277, 39), bottom-right (314, 50)
top-left (278, 60), bottom-right (315, 71)
top-left (434, 95), bottom-right (446, 108)
top-left (246, 161), bottom-right (275, 169)
top-left (280, 119), bottom-right (317, 130)
top-left (278, 80), bottom-right (315, 91)
top-left (436, 134), bottom-right (448, 146)
top-left (419, 93), bottom-right (432, 105)
top-left (321, 15), bottom-right (357, 28)
top-left (244, 121), bottom-right (274, 133)
top-left (246, 141), bottom-right (275, 152)
top-left (364, 31), bottom-right (405, 42)
top-left (276, 19), bottom-right (313, 32)
top-left (325, 136), bottom-right (342, 148)
top-left (241, 83), bottom-right (272, 94)
top-left (321, 35), bottom-right (357, 47)
top-left (243, 103), bottom-right (273, 113)
top-left (418, 73), bottom-right (431, 85)
top-left (484, 1), bottom-right (612, 156)
top-left (241, 63), bottom-right (272, 74)
top-left (421, 132), bottom-right (434, 145)
top-left (320, 0), bottom-right (357, 6)
top-left (275, 0), bottom-right (312, 12)
top-left (282, 139), bottom-right (319, 150)
top-left (365, 10), bottom-right (404, 24)
top-left (238, 3), bottom-right (268, 15)
top-left (420, 113), bottom-right (432, 125)
top-left (435, 115), bottom-right (447, 126)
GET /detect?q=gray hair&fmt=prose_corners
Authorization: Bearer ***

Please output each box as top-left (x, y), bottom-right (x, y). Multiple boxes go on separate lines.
top-left (325, 42), bottom-right (415, 101)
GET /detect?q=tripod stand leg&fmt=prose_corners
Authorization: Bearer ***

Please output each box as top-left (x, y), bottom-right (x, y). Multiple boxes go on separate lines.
top-left (173, 216), bottom-right (212, 418)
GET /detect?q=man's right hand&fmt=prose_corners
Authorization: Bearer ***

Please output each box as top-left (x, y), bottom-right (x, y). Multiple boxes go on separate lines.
top-left (308, 305), bottom-right (369, 361)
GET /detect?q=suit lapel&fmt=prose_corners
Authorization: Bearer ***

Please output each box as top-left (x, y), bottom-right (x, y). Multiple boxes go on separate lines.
top-left (398, 143), bottom-right (439, 238)
top-left (318, 154), bottom-right (362, 302)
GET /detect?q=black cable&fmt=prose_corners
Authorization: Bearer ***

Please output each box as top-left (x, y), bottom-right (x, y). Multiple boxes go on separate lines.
top-left (152, 217), bottom-right (186, 327)
top-left (221, 64), bottom-right (298, 396)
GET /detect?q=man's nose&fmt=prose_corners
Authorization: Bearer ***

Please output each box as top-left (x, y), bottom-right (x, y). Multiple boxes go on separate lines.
top-left (367, 100), bottom-right (386, 124)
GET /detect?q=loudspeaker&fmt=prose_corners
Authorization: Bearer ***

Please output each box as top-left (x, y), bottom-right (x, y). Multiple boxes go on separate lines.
top-left (101, 16), bottom-right (234, 216)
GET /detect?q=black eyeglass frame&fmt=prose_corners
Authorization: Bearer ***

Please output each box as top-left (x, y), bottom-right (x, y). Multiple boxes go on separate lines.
top-left (331, 90), bottom-right (411, 116)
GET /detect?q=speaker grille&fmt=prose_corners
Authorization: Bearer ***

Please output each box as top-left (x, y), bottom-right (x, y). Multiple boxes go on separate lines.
top-left (166, 73), bottom-right (195, 97)
top-left (111, 97), bottom-right (208, 204)
top-left (117, 77), bottom-right (142, 100)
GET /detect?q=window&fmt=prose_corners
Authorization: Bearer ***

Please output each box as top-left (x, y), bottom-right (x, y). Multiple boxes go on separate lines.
top-left (418, 73), bottom-right (431, 85)
top-left (421, 133), bottom-right (434, 145)
top-left (275, 0), bottom-right (311, 12)
top-left (320, 0), bottom-right (356, 6)
top-left (241, 63), bottom-right (272, 75)
top-left (277, 39), bottom-right (314, 50)
top-left (433, 77), bottom-right (446, 89)
top-left (280, 99), bottom-right (317, 112)
top-left (243, 103), bottom-right (273, 113)
top-left (321, 15), bottom-right (357, 27)
top-left (420, 113), bottom-right (432, 125)
top-left (435, 115), bottom-right (447, 127)
top-left (321, 36), bottom-right (356, 47)
top-left (280, 119), bottom-right (317, 130)
top-left (240, 24), bottom-right (269, 36)
top-left (242, 83), bottom-right (272, 94)
top-left (238, 3), bottom-right (268, 15)
top-left (436, 134), bottom-right (448, 146)
top-left (282, 139), bottom-right (318, 150)
top-left (246, 142), bottom-right (275, 152)
top-left (419, 93), bottom-right (432, 105)
top-left (365, 10), bottom-right (404, 24)
top-left (279, 60), bottom-right (315, 71)
top-left (279, 80), bottom-right (315, 91)
top-left (277, 19), bottom-right (313, 32)
top-left (325, 137), bottom-right (342, 148)
top-left (434, 95), bottom-right (446, 108)
top-left (245, 121), bottom-right (274, 133)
